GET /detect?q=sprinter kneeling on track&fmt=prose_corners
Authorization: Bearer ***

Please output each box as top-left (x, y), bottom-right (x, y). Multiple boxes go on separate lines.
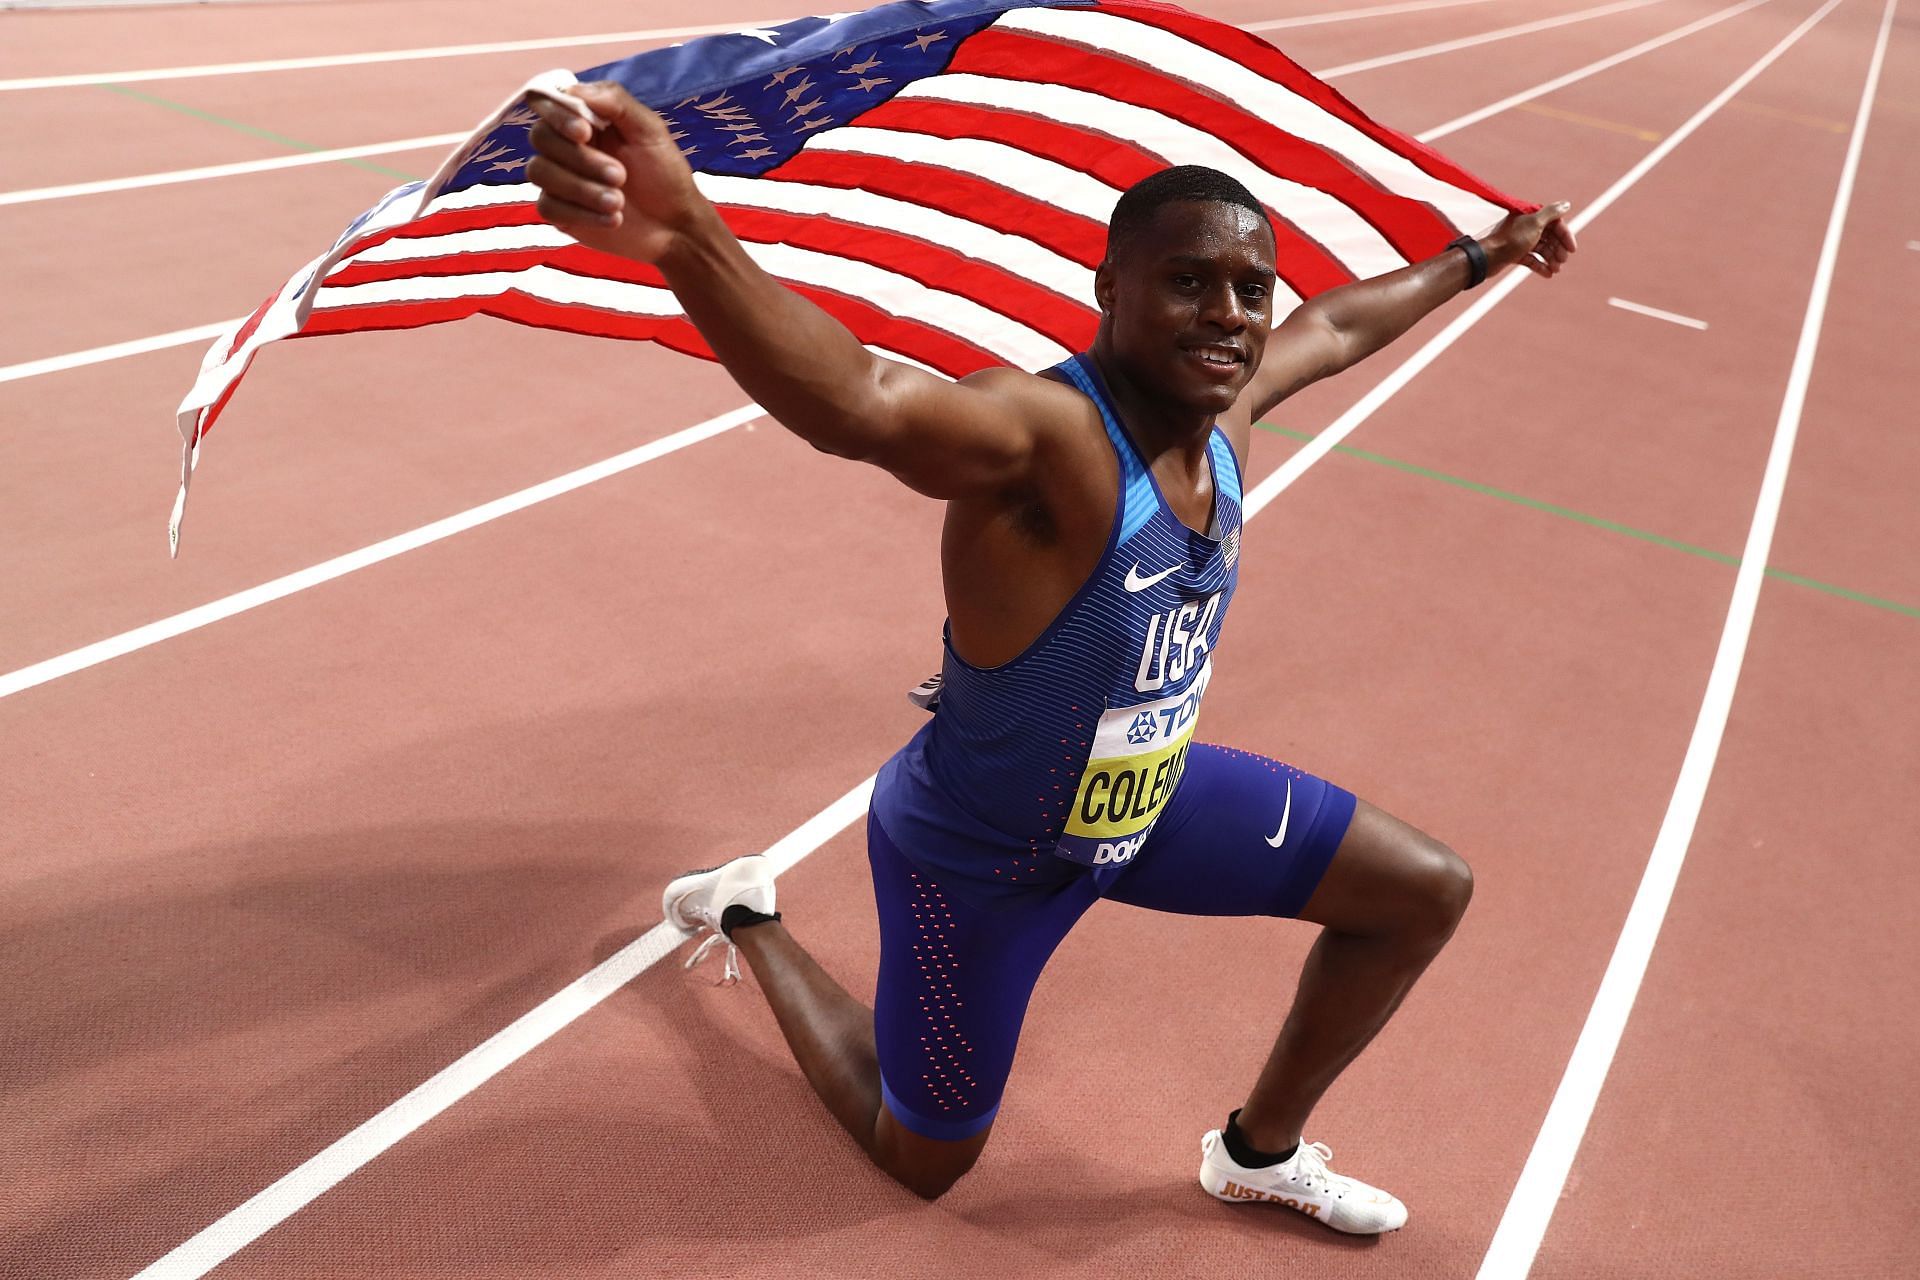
top-left (526, 81), bottom-right (1574, 1232)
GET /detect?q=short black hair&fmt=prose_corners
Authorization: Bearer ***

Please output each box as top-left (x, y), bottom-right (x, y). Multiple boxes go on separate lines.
top-left (1105, 165), bottom-right (1272, 261)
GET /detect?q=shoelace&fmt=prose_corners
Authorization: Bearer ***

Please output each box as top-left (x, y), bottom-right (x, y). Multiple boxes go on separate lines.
top-left (1287, 1141), bottom-right (1341, 1197)
top-left (684, 931), bottom-right (742, 985)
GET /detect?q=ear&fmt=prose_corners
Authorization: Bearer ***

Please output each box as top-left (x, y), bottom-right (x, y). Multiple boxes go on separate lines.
top-left (1094, 258), bottom-right (1115, 314)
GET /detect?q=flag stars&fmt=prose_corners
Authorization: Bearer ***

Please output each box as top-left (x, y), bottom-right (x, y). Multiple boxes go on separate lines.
top-left (783, 77), bottom-right (816, 104)
top-left (732, 26), bottom-right (783, 43)
top-left (487, 158), bottom-right (527, 173)
top-left (765, 65), bottom-right (802, 87)
top-left (905, 30), bottom-right (948, 52)
top-left (738, 146), bottom-right (776, 159)
top-left (795, 114), bottom-right (833, 133)
top-left (851, 76), bottom-right (891, 93)
top-left (788, 97), bottom-right (826, 120)
top-left (841, 53), bottom-right (882, 74)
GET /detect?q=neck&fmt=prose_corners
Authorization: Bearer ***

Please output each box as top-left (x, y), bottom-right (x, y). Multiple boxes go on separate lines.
top-left (1087, 337), bottom-right (1216, 463)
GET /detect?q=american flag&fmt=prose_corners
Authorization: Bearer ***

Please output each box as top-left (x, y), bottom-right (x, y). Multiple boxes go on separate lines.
top-left (171, 0), bottom-right (1528, 551)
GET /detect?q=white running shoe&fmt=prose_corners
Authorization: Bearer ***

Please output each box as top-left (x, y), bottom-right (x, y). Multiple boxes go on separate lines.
top-left (1198, 1129), bottom-right (1408, 1234)
top-left (661, 855), bottom-right (776, 985)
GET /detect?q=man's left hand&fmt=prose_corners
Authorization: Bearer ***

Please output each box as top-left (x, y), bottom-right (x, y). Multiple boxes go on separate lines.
top-left (1482, 201), bottom-right (1577, 278)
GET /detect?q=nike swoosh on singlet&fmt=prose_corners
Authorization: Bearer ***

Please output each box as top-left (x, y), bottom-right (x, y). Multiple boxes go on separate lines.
top-left (1124, 562), bottom-right (1180, 592)
top-left (1265, 779), bottom-right (1293, 848)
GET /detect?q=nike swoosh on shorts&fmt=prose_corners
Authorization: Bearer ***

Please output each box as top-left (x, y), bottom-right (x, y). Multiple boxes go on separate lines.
top-left (1265, 778), bottom-right (1292, 848)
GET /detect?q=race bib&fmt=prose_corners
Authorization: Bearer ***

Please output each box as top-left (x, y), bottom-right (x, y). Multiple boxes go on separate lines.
top-left (1054, 659), bottom-right (1211, 867)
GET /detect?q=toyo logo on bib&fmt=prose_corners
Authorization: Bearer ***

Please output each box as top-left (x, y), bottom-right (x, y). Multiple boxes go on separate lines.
top-left (1055, 660), bottom-right (1212, 867)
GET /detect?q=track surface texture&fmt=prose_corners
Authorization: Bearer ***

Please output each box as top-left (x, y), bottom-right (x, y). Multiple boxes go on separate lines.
top-left (2, 0), bottom-right (1914, 1276)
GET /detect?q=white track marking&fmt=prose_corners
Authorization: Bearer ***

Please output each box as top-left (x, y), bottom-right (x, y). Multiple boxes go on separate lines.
top-left (125, 773), bottom-right (877, 1280)
top-left (118, 16), bottom-right (1857, 1265)
top-left (1245, 0), bottom-right (1505, 30)
top-left (1419, 0), bottom-right (1773, 140)
top-left (1248, 0), bottom-right (1838, 518)
top-left (1318, 0), bottom-right (1672, 78)
top-left (0, 320), bottom-right (239, 384)
top-left (0, 20), bottom-right (790, 91)
top-left (0, 0), bottom-right (1792, 696)
top-left (0, 0), bottom-right (1727, 211)
top-left (0, 134), bottom-right (459, 207)
top-left (1476, 0), bottom-right (1893, 1273)
top-left (1607, 296), bottom-right (1709, 328)
top-left (0, 0), bottom-right (1498, 92)
top-left (0, 404), bottom-right (761, 702)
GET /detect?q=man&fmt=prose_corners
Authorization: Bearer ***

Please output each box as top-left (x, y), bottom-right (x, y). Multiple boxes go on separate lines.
top-left (526, 79), bottom-right (1573, 1232)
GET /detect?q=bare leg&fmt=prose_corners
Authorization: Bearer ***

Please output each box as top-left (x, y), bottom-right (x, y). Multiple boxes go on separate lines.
top-left (1232, 800), bottom-right (1474, 1152)
top-left (728, 920), bottom-right (990, 1198)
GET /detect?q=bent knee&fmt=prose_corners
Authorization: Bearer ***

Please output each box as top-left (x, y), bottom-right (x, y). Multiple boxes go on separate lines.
top-left (883, 1146), bottom-right (980, 1201)
top-left (873, 1105), bottom-right (988, 1201)
top-left (1408, 841), bottom-right (1473, 938)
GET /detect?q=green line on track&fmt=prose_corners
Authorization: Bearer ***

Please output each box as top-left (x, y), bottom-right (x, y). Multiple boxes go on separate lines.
top-left (1253, 421), bottom-right (1919, 621)
top-left (98, 83), bottom-right (422, 181)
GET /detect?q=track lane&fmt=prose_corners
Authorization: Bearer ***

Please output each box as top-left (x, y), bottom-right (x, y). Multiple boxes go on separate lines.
top-left (0, 0), bottom-right (1813, 679)
top-left (1531, 6), bottom-right (1919, 1272)
top-left (41, 7), bottom-right (1858, 1274)
top-left (2, 0), bottom-right (1891, 1274)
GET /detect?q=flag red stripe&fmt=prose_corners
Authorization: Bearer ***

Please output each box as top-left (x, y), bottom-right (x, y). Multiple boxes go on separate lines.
top-left (303, 268), bottom-right (1000, 379)
top-left (325, 208), bottom-right (1096, 351)
top-left (1099, 0), bottom-right (1534, 214)
top-left (856, 96), bottom-right (1353, 296)
top-left (949, 28), bottom-right (1447, 265)
top-left (766, 150), bottom-right (1109, 268)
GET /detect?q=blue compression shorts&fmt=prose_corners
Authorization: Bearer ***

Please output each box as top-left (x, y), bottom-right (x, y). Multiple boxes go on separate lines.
top-left (870, 742), bottom-right (1356, 1141)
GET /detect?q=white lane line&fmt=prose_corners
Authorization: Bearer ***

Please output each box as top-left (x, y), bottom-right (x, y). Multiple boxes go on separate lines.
top-left (1475, 0), bottom-right (1891, 1275)
top-left (0, 134), bottom-right (458, 207)
top-left (1318, 0), bottom-right (1672, 78)
top-left (1248, 0), bottom-right (1826, 516)
top-left (0, 320), bottom-right (239, 384)
top-left (1420, 0), bottom-right (1772, 140)
top-left (0, 0), bottom-right (1777, 384)
top-left (0, 20), bottom-right (791, 91)
top-left (1607, 296), bottom-right (1709, 328)
top-left (121, 11), bottom-right (1852, 1266)
top-left (1, 0), bottom-right (1496, 92)
top-left (126, 775), bottom-right (877, 1280)
top-left (1246, 0), bottom-right (1506, 31)
top-left (0, 0), bottom-right (1784, 687)
top-left (0, 2), bottom-right (1614, 209)
top-left (0, 404), bottom-right (762, 702)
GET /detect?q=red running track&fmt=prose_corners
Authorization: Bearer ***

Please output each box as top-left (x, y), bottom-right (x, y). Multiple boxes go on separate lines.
top-left (1, 0), bottom-right (1914, 1275)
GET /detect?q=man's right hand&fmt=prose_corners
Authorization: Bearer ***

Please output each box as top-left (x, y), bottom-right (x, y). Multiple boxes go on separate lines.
top-left (526, 81), bottom-right (704, 264)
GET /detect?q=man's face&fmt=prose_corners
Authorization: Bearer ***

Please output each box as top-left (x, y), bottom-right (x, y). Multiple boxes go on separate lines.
top-left (1098, 200), bottom-right (1278, 415)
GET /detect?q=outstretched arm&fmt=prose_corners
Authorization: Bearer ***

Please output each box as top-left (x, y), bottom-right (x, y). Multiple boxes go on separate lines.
top-left (526, 82), bottom-right (1049, 500)
top-left (1240, 202), bottom-right (1577, 421)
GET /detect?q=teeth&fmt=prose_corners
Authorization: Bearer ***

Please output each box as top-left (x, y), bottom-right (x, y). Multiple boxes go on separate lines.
top-left (1191, 345), bottom-right (1238, 365)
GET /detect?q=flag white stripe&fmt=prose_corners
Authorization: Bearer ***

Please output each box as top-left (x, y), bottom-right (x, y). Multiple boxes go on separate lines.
top-left (315, 245), bottom-right (1070, 370)
top-left (999, 7), bottom-right (1509, 233)
top-left (700, 171), bottom-right (1098, 306)
top-left (903, 72), bottom-right (1398, 281)
top-left (345, 176), bottom-right (1099, 312)
top-left (803, 126), bottom-right (1123, 227)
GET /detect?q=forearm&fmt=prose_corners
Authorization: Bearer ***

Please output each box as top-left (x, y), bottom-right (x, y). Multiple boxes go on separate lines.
top-left (657, 201), bottom-right (893, 458)
top-left (1307, 240), bottom-right (1478, 374)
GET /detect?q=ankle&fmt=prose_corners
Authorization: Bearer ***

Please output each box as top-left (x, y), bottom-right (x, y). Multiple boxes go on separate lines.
top-left (720, 904), bottom-right (782, 937)
top-left (1223, 1108), bottom-right (1299, 1167)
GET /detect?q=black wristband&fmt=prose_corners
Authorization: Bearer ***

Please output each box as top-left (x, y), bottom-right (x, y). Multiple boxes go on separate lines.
top-left (1448, 234), bottom-right (1488, 289)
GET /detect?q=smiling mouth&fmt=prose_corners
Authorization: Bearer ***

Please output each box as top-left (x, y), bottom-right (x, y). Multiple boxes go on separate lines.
top-left (1184, 343), bottom-right (1246, 370)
